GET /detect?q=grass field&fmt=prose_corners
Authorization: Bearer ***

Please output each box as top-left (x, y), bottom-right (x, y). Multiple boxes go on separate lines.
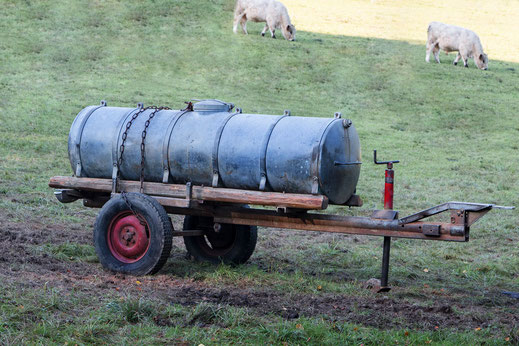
top-left (1, 0), bottom-right (518, 344)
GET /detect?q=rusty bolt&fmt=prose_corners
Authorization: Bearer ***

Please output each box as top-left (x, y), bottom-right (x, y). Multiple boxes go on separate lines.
top-left (342, 119), bottom-right (352, 128)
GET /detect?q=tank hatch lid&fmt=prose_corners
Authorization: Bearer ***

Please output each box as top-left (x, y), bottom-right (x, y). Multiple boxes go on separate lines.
top-left (193, 99), bottom-right (234, 112)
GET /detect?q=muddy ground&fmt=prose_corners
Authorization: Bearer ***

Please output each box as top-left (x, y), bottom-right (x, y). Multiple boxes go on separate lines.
top-left (1, 208), bottom-right (518, 333)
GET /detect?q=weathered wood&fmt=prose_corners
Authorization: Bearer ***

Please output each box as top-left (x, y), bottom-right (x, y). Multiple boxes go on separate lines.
top-left (49, 176), bottom-right (328, 210)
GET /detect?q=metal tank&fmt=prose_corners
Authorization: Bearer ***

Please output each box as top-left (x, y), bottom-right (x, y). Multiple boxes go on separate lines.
top-left (68, 100), bottom-right (361, 204)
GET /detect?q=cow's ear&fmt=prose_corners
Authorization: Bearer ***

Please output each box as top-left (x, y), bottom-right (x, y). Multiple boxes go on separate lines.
top-left (287, 25), bottom-right (292, 33)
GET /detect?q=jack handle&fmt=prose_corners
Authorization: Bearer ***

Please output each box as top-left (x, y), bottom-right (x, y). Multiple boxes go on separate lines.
top-left (374, 150), bottom-right (400, 169)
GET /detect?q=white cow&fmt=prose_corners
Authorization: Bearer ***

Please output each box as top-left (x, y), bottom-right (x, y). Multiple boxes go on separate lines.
top-left (426, 22), bottom-right (488, 70)
top-left (233, 0), bottom-right (296, 41)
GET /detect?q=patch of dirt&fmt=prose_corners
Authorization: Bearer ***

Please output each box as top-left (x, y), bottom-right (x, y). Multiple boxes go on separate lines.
top-left (1, 209), bottom-right (518, 332)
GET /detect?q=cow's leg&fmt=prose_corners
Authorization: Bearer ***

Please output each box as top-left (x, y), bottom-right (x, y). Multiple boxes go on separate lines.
top-left (240, 17), bottom-right (248, 35)
top-left (425, 41), bottom-right (433, 62)
top-left (261, 24), bottom-right (268, 37)
top-left (270, 27), bottom-right (276, 38)
top-left (462, 55), bottom-right (468, 67)
top-left (453, 52), bottom-right (461, 66)
top-left (233, 14), bottom-right (240, 33)
top-left (459, 49), bottom-right (469, 67)
top-left (433, 44), bottom-right (441, 63)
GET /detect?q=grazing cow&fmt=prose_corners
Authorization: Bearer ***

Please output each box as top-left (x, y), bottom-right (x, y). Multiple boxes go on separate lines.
top-left (426, 21), bottom-right (488, 70)
top-left (233, 0), bottom-right (296, 41)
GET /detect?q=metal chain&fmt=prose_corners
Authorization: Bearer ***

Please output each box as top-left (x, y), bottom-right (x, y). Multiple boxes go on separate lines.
top-left (116, 106), bottom-right (150, 189)
top-left (114, 104), bottom-right (169, 226)
top-left (120, 191), bottom-right (147, 225)
top-left (139, 106), bottom-right (170, 193)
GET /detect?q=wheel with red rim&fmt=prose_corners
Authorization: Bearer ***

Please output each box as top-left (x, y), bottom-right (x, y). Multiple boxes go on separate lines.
top-left (94, 193), bottom-right (173, 275)
top-left (183, 215), bottom-right (257, 265)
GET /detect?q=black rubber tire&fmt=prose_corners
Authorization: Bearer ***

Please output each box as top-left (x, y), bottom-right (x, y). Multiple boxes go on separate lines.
top-left (94, 193), bottom-right (173, 275)
top-left (183, 215), bottom-right (257, 265)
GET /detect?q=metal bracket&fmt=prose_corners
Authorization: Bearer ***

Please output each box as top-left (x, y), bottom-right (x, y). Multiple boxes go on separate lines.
top-left (111, 164), bottom-right (119, 193)
top-left (212, 171), bottom-right (220, 188)
top-left (283, 110), bottom-right (291, 116)
top-left (259, 174), bottom-right (267, 191)
top-left (75, 160), bottom-right (82, 177)
top-left (311, 176), bottom-right (319, 195)
top-left (422, 224), bottom-right (441, 237)
top-left (450, 209), bottom-right (467, 237)
top-left (398, 201), bottom-right (512, 225)
top-left (100, 100), bottom-right (107, 106)
top-left (185, 182), bottom-right (192, 208)
top-left (334, 112), bottom-right (341, 119)
top-left (137, 102), bottom-right (144, 109)
top-left (344, 194), bottom-right (363, 207)
top-left (371, 210), bottom-right (399, 220)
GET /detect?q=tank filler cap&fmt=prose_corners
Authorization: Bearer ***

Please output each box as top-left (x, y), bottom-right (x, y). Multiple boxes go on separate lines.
top-left (192, 99), bottom-right (234, 113)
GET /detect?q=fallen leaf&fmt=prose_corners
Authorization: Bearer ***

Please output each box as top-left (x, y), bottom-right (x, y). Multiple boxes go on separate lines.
top-left (424, 284), bottom-right (429, 288)
top-left (18, 305), bottom-right (24, 310)
top-left (353, 327), bottom-right (358, 331)
top-left (115, 287), bottom-right (120, 291)
top-left (463, 270), bottom-right (467, 274)
top-left (423, 268), bottom-right (429, 273)
top-left (505, 337), bottom-right (510, 341)
top-left (475, 327), bottom-right (481, 331)
top-left (435, 326), bottom-right (439, 330)
top-left (296, 324), bottom-right (303, 329)
top-left (404, 331), bottom-right (409, 336)
top-left (425, 340), bottom-right (432, 344)
top-left (136, 280), bottom-right (142, 285)
top-left (136, 287), bottom-right (142, 291)
top-left (317, 285), bottom-right (322, 291)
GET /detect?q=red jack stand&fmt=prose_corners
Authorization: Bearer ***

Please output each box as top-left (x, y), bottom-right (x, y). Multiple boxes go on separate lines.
top-left (374, 150), bottom-right (400, 293)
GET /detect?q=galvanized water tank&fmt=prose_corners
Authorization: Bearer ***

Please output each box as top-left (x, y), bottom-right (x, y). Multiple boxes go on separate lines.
top-left (68, 100), bottom-right (361, 204)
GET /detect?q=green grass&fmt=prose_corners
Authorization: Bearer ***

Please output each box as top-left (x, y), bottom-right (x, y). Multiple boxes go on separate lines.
top-left (1, 0), bottom-right (518, 343)
top-left (1, 285), bottom-right (516, 345)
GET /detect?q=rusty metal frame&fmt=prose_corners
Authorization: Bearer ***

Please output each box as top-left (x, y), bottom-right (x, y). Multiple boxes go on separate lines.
top-left (159, 202), bottom-right (502, 242)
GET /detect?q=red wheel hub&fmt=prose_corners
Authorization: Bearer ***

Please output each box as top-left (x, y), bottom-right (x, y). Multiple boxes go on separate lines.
top-left (107, 212), bottom-right (150, 263)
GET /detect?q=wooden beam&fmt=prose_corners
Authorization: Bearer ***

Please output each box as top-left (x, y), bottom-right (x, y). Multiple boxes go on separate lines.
top-left (49, 176), bottom-right (328, 210)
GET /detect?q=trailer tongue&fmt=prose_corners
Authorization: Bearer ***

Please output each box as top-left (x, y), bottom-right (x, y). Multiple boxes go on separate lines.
top-left (50, 100), bottom-right (513, 291)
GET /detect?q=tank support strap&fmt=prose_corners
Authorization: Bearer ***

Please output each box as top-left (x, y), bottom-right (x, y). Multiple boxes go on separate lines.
top-left (161, 109), bottom-right (192, 183)
top-left (212, 112), bottom-right (240, 187)
top-left (74, 103), bottom-right (106, 177)
top-left (258, 115), bottom-right (288, 191)
top-left (111, 107), bottom-right (140, 192)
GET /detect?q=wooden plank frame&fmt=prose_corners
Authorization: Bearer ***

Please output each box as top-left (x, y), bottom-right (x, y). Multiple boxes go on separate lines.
top-left (49, 176), bottom-right (328, 210)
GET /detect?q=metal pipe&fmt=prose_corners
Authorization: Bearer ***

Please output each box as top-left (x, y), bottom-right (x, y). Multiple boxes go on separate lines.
top-left (380, 236), bottom-right (391, 288)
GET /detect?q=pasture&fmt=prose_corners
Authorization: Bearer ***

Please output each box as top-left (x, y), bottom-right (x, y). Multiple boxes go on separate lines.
top-left (1, 0), bottom-right (518, 344)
